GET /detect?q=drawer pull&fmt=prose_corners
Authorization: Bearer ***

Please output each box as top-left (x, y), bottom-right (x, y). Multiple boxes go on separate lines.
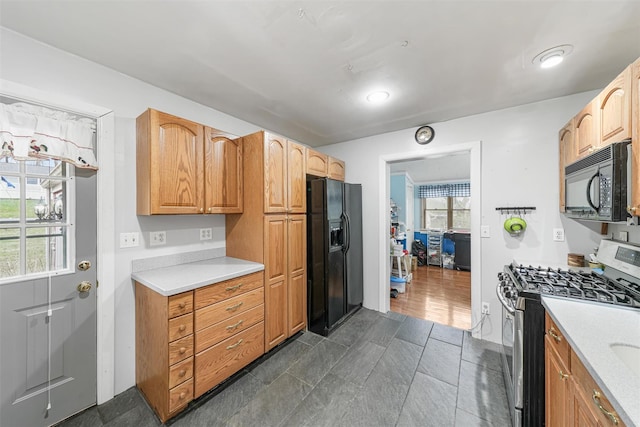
top-left (558, 370), bottom-right (569, 381)
top-left (178, 325), bottom-right (186, 332)
top-left (178, 302), bottom-right (186, 309)
top-left (592, 390), bottom-right (618, 425)
top-left (547, 327), bottom-right (562, 342)
top-left (226, 302), bottom-right (244, 312)
top-left (179, 347), bottom-right (187, 354)
top-left (179, 392), bottom-right (186, 400)
top-left (225, 283), bottom-right (244, 292)
top-left (226, 339), bottom-right (243, 350)
top-left (178, 369), bottom-right (186, 377)
top-left (226, 319), bottom-right (244, 331)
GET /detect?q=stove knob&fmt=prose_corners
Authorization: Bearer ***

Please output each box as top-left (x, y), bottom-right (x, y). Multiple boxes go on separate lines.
top-left (497, 273), bottom-right (504, 280)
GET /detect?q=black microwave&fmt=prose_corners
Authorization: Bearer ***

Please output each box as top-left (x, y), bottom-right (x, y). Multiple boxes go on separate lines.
top-left (564, 141), bottom-right (631, 222)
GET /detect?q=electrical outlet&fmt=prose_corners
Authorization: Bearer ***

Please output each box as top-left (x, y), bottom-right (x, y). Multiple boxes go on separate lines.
top-left (200, 228), bottom-right (212, 241)
top-left (150, 231), bottom-right (166, 246)
top-left (480, 225), bottom-right (490, 238)
top-left (553, 228), bottom-right (565, 242)
top-left (482, 302), bottom-right (490, 315)
top-left (119, 232), bottom-right (140, 248)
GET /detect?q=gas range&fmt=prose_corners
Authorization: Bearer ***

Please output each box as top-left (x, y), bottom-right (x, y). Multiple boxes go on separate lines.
top-left (501, 263), bottom-right (640, 308)
top-left (497, 239), bottom-right (640, 427)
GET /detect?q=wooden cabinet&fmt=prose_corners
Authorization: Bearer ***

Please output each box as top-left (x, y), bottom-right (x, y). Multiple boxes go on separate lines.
top-left (544, 313), bottom-right (625, 427)
top-left (631, 57), bottom-right (640, 217)
top-left (135, 285), bottom-right (194, 422)
top-left (226, 131), bottom-right (307, 352)
top-left (135, 271), bottom-right (264, 422)
top-left (136, 108), bottom-right (242, 215)
top-left (193, 272), bottom-right (265, 397)
top-left (559, 119), bottom-right (575, 212)
top-left (264, 133), bottom-right (305, 214)
top-left (328, 157), bottom-right (346, 181)
top-left (205, 128), bottom-right (243, 214)
top-left (575, 100), bottom-right (599, 158)
top-left (306, 148), bottom-right (328, 177)
top-left (598, 66), bottom-right (632, 147)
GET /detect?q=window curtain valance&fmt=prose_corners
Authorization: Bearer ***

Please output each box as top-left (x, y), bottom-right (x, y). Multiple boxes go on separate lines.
top-left (0, 102), bottom-right (98, 169)
top-left (419, 182), bottom-right (470, 198)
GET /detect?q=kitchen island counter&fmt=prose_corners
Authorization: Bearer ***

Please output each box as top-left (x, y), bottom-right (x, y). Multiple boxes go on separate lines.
top-left (542, 296), bottom-right (640, 427)
top-left (132, 256), bottom-right (264, 296)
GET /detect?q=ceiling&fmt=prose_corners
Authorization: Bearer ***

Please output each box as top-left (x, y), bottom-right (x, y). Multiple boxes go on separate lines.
top-left (1, 1), bottom-right (639, 147)
top-left (390, 152), bottom-right (470, 184)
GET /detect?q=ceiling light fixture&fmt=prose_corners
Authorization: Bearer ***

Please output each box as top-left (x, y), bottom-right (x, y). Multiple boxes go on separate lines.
top-left (531, 44), bottom-right (573, 69)
top-left (367, 91), bottom-right (390, 103)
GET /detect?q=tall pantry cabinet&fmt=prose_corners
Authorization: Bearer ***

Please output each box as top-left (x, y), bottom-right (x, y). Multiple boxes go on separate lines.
top-left (226, 131), bottom-right (307, 351)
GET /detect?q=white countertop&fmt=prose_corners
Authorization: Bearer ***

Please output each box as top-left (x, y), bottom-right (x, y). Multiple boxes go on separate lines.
top-left (542, 296), bottom-right (640, 426)
top-left (131, 256), bottom-right (264, 296)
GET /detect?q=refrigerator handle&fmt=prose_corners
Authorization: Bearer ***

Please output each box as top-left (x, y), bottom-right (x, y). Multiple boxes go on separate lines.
top-left (343, 212), bottom-right (350, 252)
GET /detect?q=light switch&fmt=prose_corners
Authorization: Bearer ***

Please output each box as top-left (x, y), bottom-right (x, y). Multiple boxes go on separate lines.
top-left (481, 225), bottom-right (490, 238)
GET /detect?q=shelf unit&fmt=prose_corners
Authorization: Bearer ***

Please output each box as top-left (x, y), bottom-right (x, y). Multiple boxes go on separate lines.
top-left (427, 231), bottom-right (443, 267)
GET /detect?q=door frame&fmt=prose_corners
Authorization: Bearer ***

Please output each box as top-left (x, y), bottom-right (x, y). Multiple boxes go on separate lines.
top-left (1, 79), bottom-right (116, 404)
top-left (378, 140), bottom-right (483, 338)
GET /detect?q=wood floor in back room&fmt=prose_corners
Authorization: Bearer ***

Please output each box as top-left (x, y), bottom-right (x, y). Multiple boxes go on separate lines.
top-left (390, 265), bottom-right (472, 330)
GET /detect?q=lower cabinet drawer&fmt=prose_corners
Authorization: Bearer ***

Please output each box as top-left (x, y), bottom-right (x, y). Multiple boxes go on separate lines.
top-left (195, 287), bottom-right (264, 331)
top-left (194, 322), bottom-right (265, 398)
top-left (169, 356), bottom-right (193, 389)
top-left (195, 304), bottom-right (264, 353)
top-left (169, 335), bottom-right (194, 365)
top-left (169, 378), bottom-right (193, 414)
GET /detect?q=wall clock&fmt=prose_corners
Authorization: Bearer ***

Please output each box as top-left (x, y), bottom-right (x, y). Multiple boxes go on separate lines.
top-left (415, 125), bottom-right (435, 145)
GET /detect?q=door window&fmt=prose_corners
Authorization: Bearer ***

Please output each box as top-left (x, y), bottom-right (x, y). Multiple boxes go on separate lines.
top-left (0, 157), bottom-right (73, 280)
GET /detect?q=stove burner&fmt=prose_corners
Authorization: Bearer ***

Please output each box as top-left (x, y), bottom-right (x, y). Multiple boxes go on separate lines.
top-left (505, 264), bottom-right (640, 308)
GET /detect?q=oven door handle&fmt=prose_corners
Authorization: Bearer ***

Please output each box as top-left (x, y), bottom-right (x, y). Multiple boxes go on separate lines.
top-left (496, 282), bottom-right (516, 315)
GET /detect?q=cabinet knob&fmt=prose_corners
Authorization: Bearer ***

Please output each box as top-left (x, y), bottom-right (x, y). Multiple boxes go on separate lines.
top-left (179, 392), bottom-right (186, 400)
top-left (178, 302), bottom-right (186, 309)
top-left (627, 206), bottom-right (638, 214)
top-left (179, 347), bottom-right (186, 354)
top-left (208, 207), bottom-right (212, 213)
top-left (178, 325), bottom-right (186, 332)
top-left (200, 208), bottom-right (204, 213)
top-left (558, 370), bottom-right (569, 381)
top-left (178, 369), bottom-right (186, 377)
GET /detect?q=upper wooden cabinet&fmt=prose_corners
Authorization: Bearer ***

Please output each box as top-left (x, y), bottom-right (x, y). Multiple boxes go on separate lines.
top-left (328, 157), bottom-right (346, 181)
top-left (263, 133), bottom-right (305, 214)
top-left (631, 57), bottom-right (640, 217)
top-left (137, 109), bottom-right (204, 215)
top-left (205, 129), bottom-right (243, 214)
top-left (306, 148), bottom-right (328, 177)
top-left (136, 109), bottom-right (243, 215)
top-left (598, 66), bottom-right (632, 147)
top-left (558, 119), bottom-right (574, 213)
top-left (575, 100), bottom-right (599, 158)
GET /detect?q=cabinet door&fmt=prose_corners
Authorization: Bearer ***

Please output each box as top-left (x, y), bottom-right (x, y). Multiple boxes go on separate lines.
top-left (328, 157), bottom-right (346, 181)
top-left (147, 110), bottom-right (204, 214)
top-left (287, 141), bottom-right (306, 213)
top-left (559, 119), bottom-right (574, 213)
top-left (631, 58), bottom-right (640, 217)
top-left (264, 133), bottom-right (287, 213)
top-left (598, 66), bottom-right (632, 147)
top-left (264, 215), bottom-right (288, 350)
top-left (306, 148), bottom-right (328, 177)
top-left (287, 215), bottom-right (307, 335)
top-left (204, 129), bottom-right (243, 214)
top-left (545, 338), bottom-right (570, 427)
top-left (569, 378), bottom-right (601, 427)
top-left (575, 101), bottom-right (599, 158)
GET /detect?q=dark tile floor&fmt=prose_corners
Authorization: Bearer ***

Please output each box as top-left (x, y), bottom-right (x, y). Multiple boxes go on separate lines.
top-left (57, 308), bottom-right (511, 427)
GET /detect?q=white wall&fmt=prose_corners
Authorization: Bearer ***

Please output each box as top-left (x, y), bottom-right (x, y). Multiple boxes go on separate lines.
top-left (320, 91), bottom-right (640, 344)
top-left (0, 28), bottom-right (262, 394)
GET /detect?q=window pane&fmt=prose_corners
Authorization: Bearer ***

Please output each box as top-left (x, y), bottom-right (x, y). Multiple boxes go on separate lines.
top-left (0, 228), bottom-right (20, 278)
top-left (26, 226), bottom-right (67, 274)
top-left (453, 210), bottom-right (471, 229)
top-left (1, 194), bottom-right (21, 223)
top-left (426, 197), bottom-right (448, 209)
top-left (26, 179), bottom-right (67, 222)
top-left (25, 158), bottom-right (65, 176)
top-left (426, 212), bottom-right (447, 230)
top-left (0, 158), bottom-right (20, 174)
top-left (453, 197), bottom-right (471, 209)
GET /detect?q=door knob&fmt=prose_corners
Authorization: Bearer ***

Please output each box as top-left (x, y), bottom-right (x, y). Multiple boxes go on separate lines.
top-left (77, 281), bottom-right (92, 293)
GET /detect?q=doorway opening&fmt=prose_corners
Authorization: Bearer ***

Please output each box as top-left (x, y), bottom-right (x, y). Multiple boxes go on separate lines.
top-left (379, 142), bottom-right (482, 336)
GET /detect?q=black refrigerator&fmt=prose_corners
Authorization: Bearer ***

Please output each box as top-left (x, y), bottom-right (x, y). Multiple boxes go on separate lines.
top-left (307, 178), bottom-right (363, 336)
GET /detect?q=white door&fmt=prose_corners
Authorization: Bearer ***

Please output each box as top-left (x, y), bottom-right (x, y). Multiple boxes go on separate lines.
top-left (406, 182), bottom-right (414, 252)
top-left (0, 154), bottom-right (97, 424)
